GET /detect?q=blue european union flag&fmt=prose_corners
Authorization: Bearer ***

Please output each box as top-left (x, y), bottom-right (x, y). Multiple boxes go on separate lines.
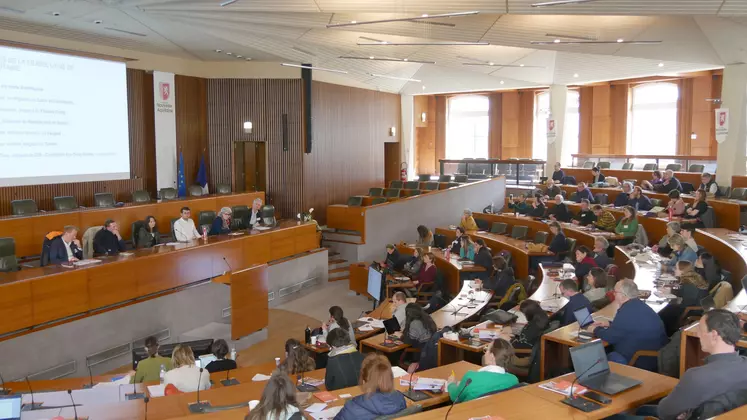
top-left (177, 151), bottom-right (186, 197)
top-left (196, 154), bottom-right (208, 194)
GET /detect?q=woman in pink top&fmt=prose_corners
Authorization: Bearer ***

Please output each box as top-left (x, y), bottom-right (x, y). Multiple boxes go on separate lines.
top-left (666, 190), bottom-right (686, 217)
top-left (414, 252), bottom-right (437, 286)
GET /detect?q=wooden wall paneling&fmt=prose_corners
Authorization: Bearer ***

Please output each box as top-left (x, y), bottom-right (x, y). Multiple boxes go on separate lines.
top-left (518, 91), bottom-right (534, 158)
top-left (31, 271), bottom-right (89, 326)
top-left (230, 264), bottom-right (269, 340)
top-left (413, 95), bottom-right (429, 128)
top-left (578, 87), bottom-right (594, 154)
top-left (677, 79), bottom-right (694, 155)
top-left (175, 75), bottom-right (209, 191)
top-left (689, 75), bottom-right (715, 156)
top-left (384, 143), bottom-right (402, 186)
top-left (501, 92), bottom-right (520, 158)
top-left (710, 74), bottom-right (722, 156)
top-left (304, 82), bottom-right (399, 224)
top-left (591, 85), bottom-right (612, 154)
top-left (434, 96), bottom-right (447, 170)
top-left (415, 96), bottom-right (437, 175)
top-left (609, 84), bottom-right (629, 155)
top-left (126, 69), bottom-right (156, 194)
top-left (488, 93), bottom-right (503, 158)
top-left (265, 79), bottom-right (304, 218)
top-left (0, 281), bottom-right (33, 334)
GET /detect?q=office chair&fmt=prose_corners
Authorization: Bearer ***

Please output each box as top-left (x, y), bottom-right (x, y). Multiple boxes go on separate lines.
top-left (417, 174), bottom-right (431, 181)
top-left (188, 185), bottom-right (204, 197)
top-left (424, 182), bottom-right (439, 191)
top-left (346, 196), bottom-right (364, 206)
top-left (11, 199), bottom-right (38, 216)
top-left (621, 163), bottom-right (634, 170)
top-left (94, 193), bottom-right (115, 208)
top-left (510, 226), bottom-right (528, 240)
top-left (665, 163), bottom-right (682, 171)
top-left (404, 181), bottom-right (420, 190)
top-left (491, 222), bottom-right (508, 235)
top-left (53, 196), bottom-right (78, 211)
top-left (160, 188), bottom-right (178, 201)
top-left (687, 164), bottom-right (705, 173)
top-left (389, 180), bottom-right (403, 189)
top-left (132, 190), bottom-right (151, 203)
top-left (216, 184), bottom-right (232, 194)
top-left (642, 163), bottom-right (658, 171)
top-left (260, 204), bottom-right (276, 226)
top-left (368, 188), bottom-right (384, 197)
top-left (438, 175), bottom-right (452, 182)
top-left (0, 237), bottom-right (19, 272)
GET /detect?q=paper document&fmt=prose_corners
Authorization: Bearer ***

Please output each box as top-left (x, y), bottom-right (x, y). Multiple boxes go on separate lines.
top-left (147, 384), bottom-right (166, 398)
top-left (73, 259), bottom-right (102, 267)
top-left (309, 406), bottom-right (343, 420)
top-left (358, 324), bottom-right (374, 332)
top-left (391, 366), bottom-right (408, 378)
top-left (339, 393), bottom-right (352, 399)
top-left (306, 403), bottom-right (328, 413)
top-left (412, 377), bottom-right (446, 391)
top-left (252, 373), bottom-right (272, 382)
top-left (254, 226), bottom-right (271, 231)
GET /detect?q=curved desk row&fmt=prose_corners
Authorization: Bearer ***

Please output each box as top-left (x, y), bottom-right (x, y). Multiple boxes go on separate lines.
top-left (560, 167), bottom-right (708, 189)
top-left (0, 221), bottom-right (318, 340)
top-left (0, 192), bottom-right (264, 258)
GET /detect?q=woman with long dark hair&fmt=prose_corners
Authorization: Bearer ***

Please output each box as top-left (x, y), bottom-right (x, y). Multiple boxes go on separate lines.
top-left (245, 370), bottom-right (300, 420)
top-left (277, 339), bottom-right (315, 375)
top-left (136, 216), bottom-right (160, 248)
top-left (322, 305), bottom-right (356, 345)
top-left (415, 225), bottom-right (434, 247)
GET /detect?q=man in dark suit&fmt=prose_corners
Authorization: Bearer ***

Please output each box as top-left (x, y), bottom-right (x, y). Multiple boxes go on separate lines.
top-left (245, 198), bottom-right (264, 228)
top-left (551, 279), bottom-right (593, 327)
top-left (49, 225), bottom-right (83, 264)
top-left (591, 167), bottom-right (606, 184)
top-left (546, 194), bottom-right (572, 222)
top-left (93, 219), bottom-right (127, 256)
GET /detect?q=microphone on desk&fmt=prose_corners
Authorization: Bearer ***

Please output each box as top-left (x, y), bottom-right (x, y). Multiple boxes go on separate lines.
top-left (444, 378), bottom-right (472, 420)
top-left (400, 370), bottom-right (429, 402)
top-left (0, 372), bottom-right (9, 395)
top-left (188, 367), bottom-right (210, 413)
top-left (296, 364), bottom-right (318, 392)
top-left (126, 372), bottom-right (145, 400)
top-left (221, 355), bottom-right (240, 386)
top-left (144, 396), bottom-right (150, 420)
top-left (67, 389), bottom-right (79, 420)
top-left (83, 365), bottom-right (94, 389)
top-left (22, 376), bottom-right (42, 411)
top-left (222, 257), bottom-right (232, 275)
top-left (566, 358), bottom-right (603, 402)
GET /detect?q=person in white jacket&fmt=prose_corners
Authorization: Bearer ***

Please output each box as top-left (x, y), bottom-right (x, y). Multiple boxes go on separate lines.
top-left (164, 345), bottom-right (211, 392)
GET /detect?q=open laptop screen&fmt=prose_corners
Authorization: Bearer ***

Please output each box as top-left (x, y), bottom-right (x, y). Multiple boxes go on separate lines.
top-left (569, 340), bottom-right (610, 381)
top-left (573, 307), bottom-right (594, 328)
top-left (383, 317), bottom-right (400, 334)
top-left (0, 395), bottom-right (21, 420)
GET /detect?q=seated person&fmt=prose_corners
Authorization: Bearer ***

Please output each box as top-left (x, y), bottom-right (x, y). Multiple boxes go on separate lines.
top-left (641, 170), bottom-right (664, 191)
top-left (400, 304), bottom-right (437, 364)
top-left (136, 216), bottom-right (160, 249)
top-left (574, 182), bottom-right (594, 203)
top-left (507, 193), bottom-right (529, 215)
top-left (335, 354), bottom-right (406, 420)
top-left (449, 227), bottom-right (465, 254)
top-left (278, 338), bottom-right (315, 375)
top-left (459, 209), bottom-right (478, 231)
top-left (93, 219), bottom-right (127, 256)
top-left (613, 182), bottom-right (633, 207)
top-left (321, 306), bottom-right (356, 346)
top-left (699, 172), bottom-right (720, 197)
top-left (592, 237), bottom-right (612, 268)
top-left (527, 195), bottom-right (546, 218)
top-left (583, 267), bottom-right (609, 302)
top-left (459, 236), bottom-right (475, 260)
top-left (655, 169), bottom-right (683, 194)
top-left (683, 189), bottom-right (709, 228)
top-left (174, 207), bottom-right (202, 242)
top-left (614, 206), bottom-right (639, 241)
top-left (391, 292), bottom-right (408, 328)
top-left (654, 221), bottom-right (681, 257)
top-left (204, 339), bottom-right (237, 374)
top-left (551, 279), bottom-right (593, 327)
top-left (592, 204), bottom-right (617, 232)
top-left (571, 199), bottom-right (597, 226)
top-left (402, 247), bottom-right (423, 277)
top-left (325, 328), bottom-right (364, 391)
top-left (659, 260), bottom-right (710, 336)
top-left (132, 336), bottom-right (172, 383)
top-left (664, 233), bottom-right (697, 269)
top-left (695, 251), bottom-right (722, 289)
top-left (473, 239), bottom-right (493, 276)
top-left (591, 166), bottom-right (606, 184)
top-left (478, 256), bottom-right (515, 297)
top-left (544, 179), bottom-right (562, 197)
top-left (415, 225), bottom-right (434, 247)
top-left (573, 246), bottom-right (599, 283)
top-left (245, 370), bottom-right (300, 420)
top-left (664, 189), bottom-right (686, 218)
top-left (49, 225), bottom-right (83, 264)
top-left (627, 186), bottom-right (653, 211)
top-left (246, 197), bottom-right (264, 228)
top-left (551, 162), bottom-right (565, 182)
top-left (446, 338), bottom-right (519, 403)
top-left (547, 221), bottom-right (569, 261)
top-left (164, 345), bottom-right (211, 392)
top-left (657, 310), bottom-right (747, 420)
top-left (680, 224), bottom-right (699, 252)
top-left (510, 300), bottom-right (550, 354)
top-left (546, 194), bottom-right (572, 222)
top-left (210, 207), bottom-right (233, 236)
top-left (414, 252), bottom-right (437, 287)
top-left (383, 244), bottom-right (405, 271)
top-left (589, 279), bottom-right (668, 371)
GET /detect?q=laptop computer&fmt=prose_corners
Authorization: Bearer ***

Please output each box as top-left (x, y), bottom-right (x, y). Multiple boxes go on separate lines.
top-left (573, 307), bottom-right (595, 328)
top-left (569, 340), bottom-right (642, 395)
top-left (383, 317), bottom-right (401, 335)
top-left (0, 395), bottom-right (21, 420)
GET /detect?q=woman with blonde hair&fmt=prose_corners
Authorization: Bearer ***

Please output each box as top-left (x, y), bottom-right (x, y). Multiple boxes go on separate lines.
top-left (210, 207), bottom-right (233, 235)
top-left (163, 345), bottom-right (211, 392)
top-left (334, 354), bottom-right (406, 419)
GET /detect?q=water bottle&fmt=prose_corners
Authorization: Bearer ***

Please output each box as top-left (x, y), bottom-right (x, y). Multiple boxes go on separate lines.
top-left (230, 347), bottom-right (237, 361)
top-left (305, 326), bottom-right (311, 344)
top-left (159, 365), bottom-right (166, 384)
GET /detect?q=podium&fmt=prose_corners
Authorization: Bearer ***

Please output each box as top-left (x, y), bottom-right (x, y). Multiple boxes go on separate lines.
top-left (213, 264), bottom-right (269, 340)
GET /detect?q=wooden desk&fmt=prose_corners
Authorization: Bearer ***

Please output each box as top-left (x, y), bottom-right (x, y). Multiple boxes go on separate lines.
top-left (561, 167), bottom-right (707, 188)
top-left (0, 221), bottom-right (318, 339)
top-left (396, 245), bottom-right (484, 295)
top-left (0, 192), bottom-right (264, 258)
top-left (714, 404), bottom-right (747, 419)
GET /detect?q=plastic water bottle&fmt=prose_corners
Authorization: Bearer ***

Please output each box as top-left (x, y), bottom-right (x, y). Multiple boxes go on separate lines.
top-left (159, 365), bottom-right (166, 384)
top-left (230, 347), bottom-right (237, 361)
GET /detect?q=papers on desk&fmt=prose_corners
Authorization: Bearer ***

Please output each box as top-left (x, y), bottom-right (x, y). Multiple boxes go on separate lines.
top-left (540, 298), bottom-right (564, 313)
top-left (93, 374), bottom-right (131, 387)
top-left (368, 319), bottom-right (385, 329)
top-left (119, 252), bottom-right (134, 257)
top-left (254, 226), bottom-right (271, 231)
top-left (73, 259), bottom-right (102, 267)
top-left (300, 378), bottom-right (325, 387)
top-left (358, 324), bottom-right (375, 332)
top-left (654, 291), bottom-right (677, 299)
top-left (391, 366), bottom-right (408, 378)
top-left (228, 232), bottom-right (245, 236)
top-left (309, 406), bottom-right (343, 420)
top-left (478, 329), bottom-right (502, 340)
top-left (400, 376), bottom-right (445, 391)
top-left (306, 403), bottom-right (328, 413)
top-left (165, 242), bottom-right (180, 246)
top-left (539, 380), bottom-right (588, 396)
top-left (252, 373), bottom-right (272, 382)
top-left (147, 384), bottom-right (166, 397)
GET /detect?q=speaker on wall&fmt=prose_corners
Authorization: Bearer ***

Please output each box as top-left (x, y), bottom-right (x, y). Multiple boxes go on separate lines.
top-left (302, 63), bottom-right (312, 153)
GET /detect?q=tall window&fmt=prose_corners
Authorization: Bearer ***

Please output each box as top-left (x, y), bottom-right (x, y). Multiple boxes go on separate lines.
top-left (563, 90), bottom-right (580, 166)
top-left (628, 83), bottom-right (678, 155)
top-left (446, 95), bottom-right (489, 159)
top-left (532, 91), bottom-right (550, 161)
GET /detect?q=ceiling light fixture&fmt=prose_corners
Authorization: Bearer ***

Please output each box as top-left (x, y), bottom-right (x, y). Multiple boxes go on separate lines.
top-left (545, 33), bottom-right (597, 41)
top-left (52, 12), bottom-right (61, 17)
top-left (281, 63), bottom-right (349, 74)
top-left (410, 20), bottom-right (457, 28)
top-left (94, 20), bottom-right (103, 24)
top-left (358, 41), bottom-right (490, 46)
top-left (245, 58), bottom-right (252, 61)
top-left (658, 62), bottom-right (664, 67)
top-left (531, 40), bottom-right (661, 45)
top-left (462, 63), bottom-right (545, 68)
top-left (554, 39), bottom-right (560, 43)
top-left (339, 56), bottom-right (436, 64)
top-left (327, 11), bottom-right (479, 28)
top-left (215, 49), bottom-right (222, 53)
top-left (500, 80), bottom-right (505, 84)
top-left (359, 36), bottom-right (386, 43)
top-left (236, 55), bottom-right (243, 58)
top-left (574, 73), bottom-right (579, 77)
top-left (532, 0), bottom-right (600, 7)
top-left (226, 52), bottom-right (233, 55)
top-left (220, 0), bottom-right (239, 6)
top-left (367, 73), bottom-right (422, 82)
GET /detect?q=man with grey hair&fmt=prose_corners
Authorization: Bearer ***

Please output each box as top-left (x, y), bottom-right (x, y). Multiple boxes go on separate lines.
top-left (655, 169), bottom-right (682, 194)
top-left (546, 194), bottom-right (571, 222)
top-left (613, 182), bottom-right (633, 207)
top-left (588, 279), bottom-right (668, 371)
top-left (592, 236), bottom-right (612, 268)
top-left (248, 197), bottom-right (263, 227)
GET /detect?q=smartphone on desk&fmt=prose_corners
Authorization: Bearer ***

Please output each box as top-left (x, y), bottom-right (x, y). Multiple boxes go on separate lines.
top-left (583, 391), bottom-right (612, 405)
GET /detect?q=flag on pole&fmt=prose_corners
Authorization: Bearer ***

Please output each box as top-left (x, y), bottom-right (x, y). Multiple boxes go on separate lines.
top-left (177, 152), bottom-right (186, 197)
top-left (196, 154), bottom-right (209, 194)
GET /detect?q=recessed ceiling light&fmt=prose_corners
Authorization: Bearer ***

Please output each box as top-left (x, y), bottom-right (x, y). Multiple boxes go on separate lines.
top-left (226, 52), bottom-right (233, 55)
top-left (489, 62), bottom-right (494, 66)
top-left (422, 14), bottom-right (429, 17)
top-left (245, 58), bottom-right (252, 61)
top-left (617, 38), bottom-right (624, 43)
top-left (500, 80), bottom-right (505, 85)
top-left (554, 39), bottom-right (560, 43)
top-left (369, 56), bottom-right (374, 59)
top-left (520, 64), bottom-right (525, 67)
top-left (94, 20), bottom-right (103, 24)
top-left (403, 58), bottom-right (408, 61)
top-left (236, 55), bottom-right (243, 58)
top-left (215, 49), bottom-right (222, 53)
top-left (422, 85), bottom-right (426, 90)
top-left (658, 62), bottom-right (664, 67)
top-left (574, 73), bottom-right (579, 78)
top-left (351, 20), bottom-right (357, 24)
top-left (52, 12), bottom-right (61, 17)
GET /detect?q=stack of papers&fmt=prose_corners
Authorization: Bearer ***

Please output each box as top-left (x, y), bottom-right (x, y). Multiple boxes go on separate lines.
top-left (309, 406), bottom-right (343, 420)
top-left (300, 378), bottom-right (325, 387)
top-left (147, 384), bottom-right (166, 397)
top-left (252, 373), bottom-right (272, 382)
top-left (478, 330), bottom-right (501, 340)
top-left (539, 380), bottom-right (588, 396)
top-left (400, 377), bottom-right (445, 391)
top-left (358, 324), bottom-right (374, 332)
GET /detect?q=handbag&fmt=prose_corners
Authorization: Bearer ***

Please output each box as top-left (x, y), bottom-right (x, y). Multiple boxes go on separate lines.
top-left (527, 243), bottom-right (548, 253)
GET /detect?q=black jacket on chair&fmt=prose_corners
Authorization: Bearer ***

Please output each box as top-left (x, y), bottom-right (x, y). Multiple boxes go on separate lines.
top-left (325, 351), bottom-right (365, 391)
top-left (48, 237), bottom-right (83, 264)
top-left (93, 229), bottom-right (126, 256)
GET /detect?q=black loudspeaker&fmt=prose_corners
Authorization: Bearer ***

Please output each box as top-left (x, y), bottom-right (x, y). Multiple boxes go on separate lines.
top-left (282, 114), bottom-right (288, 151)
top-left (302, 63), bottom-right (312, 153)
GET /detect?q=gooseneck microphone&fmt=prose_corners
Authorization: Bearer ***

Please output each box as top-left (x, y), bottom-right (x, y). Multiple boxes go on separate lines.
top-left (0, 372), bottom-right (9, 395)
top-left (400, 370), bottom-right (429, 402)
top-left (83, 365), bottom-right (94, 389)
top-left (67, 389), bottom-right (79, 420)
top-left (22, 376), bottom-right (42, 411)
top-left (445, 377), bottom-right (472, 420)
top-left (188, 367), bottom-right (211, 413)
top-left (222, 257), bottom-right (232, 275)
top-left (568, 358), bottom-right (603, 400)
top-left (125, 373), bottom-right (145, 400)
top-left (144, 396), bottom-right (150, 420)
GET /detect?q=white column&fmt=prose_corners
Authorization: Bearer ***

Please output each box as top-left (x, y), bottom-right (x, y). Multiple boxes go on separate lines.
top-left (717, 64), bottom-right (747, 184)
top-left (401, 95), bottom-right (415, 180)
top-left (546, 84), bottom-right (569, 173)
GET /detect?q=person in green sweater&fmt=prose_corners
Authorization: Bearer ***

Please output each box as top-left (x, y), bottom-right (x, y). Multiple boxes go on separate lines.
top-left (507, 194), bottom-right (529, 215)
top-left (131, 336), bottom-right (172, 383)
top-left (446, 338), bottom-right (519, 403)
top-left (614, 205), bottom-right (639, 243)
